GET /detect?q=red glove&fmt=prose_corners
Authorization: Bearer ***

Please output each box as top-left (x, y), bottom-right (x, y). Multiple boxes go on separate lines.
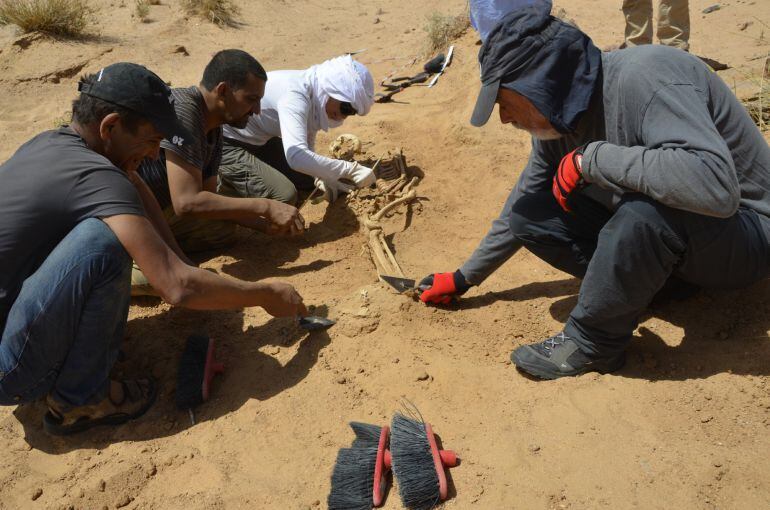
top-left (552, 146), bottom-right (586, 212)
top-left (418, 271), bottom-right (471, 305)
top-left (419, 273), bottom-right (456, 304)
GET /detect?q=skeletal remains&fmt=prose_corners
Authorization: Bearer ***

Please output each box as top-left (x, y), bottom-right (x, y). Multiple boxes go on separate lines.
top-left (330, 135), bottom-right (420, 278)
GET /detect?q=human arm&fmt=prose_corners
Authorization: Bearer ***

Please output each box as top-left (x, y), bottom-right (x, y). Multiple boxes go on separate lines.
top-left (581, 83), bottom-right (739, 218)
top-left (278, 93), bottom-right (375, 188)
top-left (165, 150), bottom-right (305, 235)
top-left (458, 140), bottom-right (560, 284)
top-left (126, 169), bottom-right (193, 264)
top-left (102, 213), bottom-right (307, 315)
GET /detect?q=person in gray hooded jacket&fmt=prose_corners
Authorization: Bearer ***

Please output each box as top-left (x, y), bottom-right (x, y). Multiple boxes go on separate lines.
top-left (417, 7), bottom-right (770, 379)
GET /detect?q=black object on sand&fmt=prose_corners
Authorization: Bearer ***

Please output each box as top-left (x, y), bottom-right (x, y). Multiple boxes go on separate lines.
top-left (298, 315), bottom-right (336, 331)
top-left (390, 409), bottom-right (458, 509)
top-left (175, 334), bottom-right (224, 412)
top-left (328, 422), bottom-right (391, 510)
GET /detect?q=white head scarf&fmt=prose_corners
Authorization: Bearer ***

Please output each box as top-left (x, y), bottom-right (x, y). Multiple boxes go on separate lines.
top-left (305, 55), bottom-right (375, 131)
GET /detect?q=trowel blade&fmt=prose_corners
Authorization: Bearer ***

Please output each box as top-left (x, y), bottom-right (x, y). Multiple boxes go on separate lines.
top-left (380, 275), bottom-right (416, 294)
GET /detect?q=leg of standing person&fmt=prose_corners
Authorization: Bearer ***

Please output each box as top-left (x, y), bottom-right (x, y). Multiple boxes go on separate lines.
top-left (657, 0), bottom-right (690, 50)
top-left (622, 0), bottom-right (654, 47)
top-left (0, 219), bottom-right (155, 432)
top-left (218, 139), bottom-right (299, 205)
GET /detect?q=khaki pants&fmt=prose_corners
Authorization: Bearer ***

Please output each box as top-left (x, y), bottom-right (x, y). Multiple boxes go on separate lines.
top-left (218, 141), bottom-right (298, 205)
top-left (131, 207), bottom-right (237, 295)
top-left (622, 0), bottom-right (689, 50)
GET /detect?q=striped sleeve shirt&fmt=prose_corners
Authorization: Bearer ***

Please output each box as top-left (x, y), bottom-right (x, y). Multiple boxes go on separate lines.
top-left (137, 86), bottom-right (223, 210)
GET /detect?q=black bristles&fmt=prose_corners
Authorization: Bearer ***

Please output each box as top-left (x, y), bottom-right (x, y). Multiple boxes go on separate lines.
top-left (328, 447), bottom-right (377, 510)
top-left (390, 412), bottom-right (440, 510)
top-left (175, 334), bottom-right (209, 410)
top-left (350, 422), bottom-right (382, 448)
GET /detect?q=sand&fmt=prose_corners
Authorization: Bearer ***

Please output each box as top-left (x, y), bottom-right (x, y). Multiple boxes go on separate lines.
top-left (0, 0), bottom-right (769, 508)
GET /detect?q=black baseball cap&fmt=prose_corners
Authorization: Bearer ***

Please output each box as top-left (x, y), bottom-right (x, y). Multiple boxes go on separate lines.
top-left (470, 7), bottom-right (555, 127)
top-left (78, 62), bottom-right (189, 147)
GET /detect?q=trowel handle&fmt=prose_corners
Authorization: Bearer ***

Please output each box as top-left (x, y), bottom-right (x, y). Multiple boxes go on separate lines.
top-left (424, 53), bottom-right (446, 73)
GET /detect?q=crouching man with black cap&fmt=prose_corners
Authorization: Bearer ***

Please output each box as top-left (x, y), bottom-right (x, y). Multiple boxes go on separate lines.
top-left (0, 63), bottom-right (307, 435)
top-left (418, 8), bottom-right (770, 379)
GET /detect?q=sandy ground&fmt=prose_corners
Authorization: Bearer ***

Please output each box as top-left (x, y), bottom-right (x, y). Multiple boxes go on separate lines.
top-left (0, 0), bottom-right (769, 509)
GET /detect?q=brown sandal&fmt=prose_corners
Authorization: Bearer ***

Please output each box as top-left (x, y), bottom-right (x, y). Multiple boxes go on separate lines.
top-left (43, 378), bottom-right (157, 436)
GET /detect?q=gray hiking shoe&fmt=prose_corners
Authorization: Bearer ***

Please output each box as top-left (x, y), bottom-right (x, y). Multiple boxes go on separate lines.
top-left (511, 332), bottom-right (625, 380)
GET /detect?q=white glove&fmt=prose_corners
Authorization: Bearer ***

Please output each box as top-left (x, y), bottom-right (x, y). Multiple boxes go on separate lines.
top-left (314, 178), bottom-right (355, 203)
top-left (343, 162), bottom-right (376, 188)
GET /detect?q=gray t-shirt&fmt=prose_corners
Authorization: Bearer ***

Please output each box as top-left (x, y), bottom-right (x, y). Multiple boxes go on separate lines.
top-left (461, 45), bottom-right (770, 284)
top-left (0, 127), bottom-right (144, 321)
top-left (138, 86), bottom-right (223, 210)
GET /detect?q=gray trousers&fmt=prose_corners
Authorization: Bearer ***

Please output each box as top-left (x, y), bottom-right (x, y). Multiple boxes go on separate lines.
top-left (510, 191), bottom-right (769, 355)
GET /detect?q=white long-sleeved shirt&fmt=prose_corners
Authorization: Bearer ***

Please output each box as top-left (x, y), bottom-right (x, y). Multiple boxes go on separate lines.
top-left (222, 70), bottom-right (356, 182)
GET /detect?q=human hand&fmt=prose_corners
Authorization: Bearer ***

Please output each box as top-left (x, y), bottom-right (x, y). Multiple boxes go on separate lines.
top-left (264, 200), bottom-right (306, 235)
top-left (553, 146), bottom-right (586, 212)
top-left (346, 163), bottom-right (376, 188)
top-left (417, 270), bottom-right (472, 305)
top-left (260, 282), bottom-right (308, 318)
top-left (316, 178), bottom-right (355, 203)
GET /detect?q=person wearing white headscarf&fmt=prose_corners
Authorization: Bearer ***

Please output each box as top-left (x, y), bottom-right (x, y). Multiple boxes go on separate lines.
top-left (219, 55), bottom-right (376, 204)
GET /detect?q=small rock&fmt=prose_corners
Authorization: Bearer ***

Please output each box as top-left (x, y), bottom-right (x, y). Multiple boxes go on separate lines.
top-left (528, 444), bottom-right (541, 453)
top-left (146, 463), bottom-right (157, 477)
top-left (392, 358), bottom-right (399, 364)
top-left (357, 368), bottom-right (365, 374)
top-left (416, 371), bottom-right (430, 381)
top-left (312, 500), bottom-right (320, 506)
top-left (738, 21), bottom-right (751, 30)
top-left (701, 415), bottom-right (713, 423)
top-left (336, 376), bottom-right (347, 384)
top-left (31, 488), bottom-right (42, 501)
top-left (713, 461), bottom-right (723, 467)
top-left (115, 494), bottom-right (133, 508)
top-left (98, 479), bottom-right (106, 492)
top-left (373, 17), bottom-right (380, 24)
top-left (172, 45), bottom-right (189, 56)
top-left (77, 488), bottom-right (85, 498)
top-left (702, 4), bottom-right (720, 14)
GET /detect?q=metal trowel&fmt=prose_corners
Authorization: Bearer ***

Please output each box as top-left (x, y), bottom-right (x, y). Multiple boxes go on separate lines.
top-left (380, 275), bottom-right (419, 294)
top-left (297, 316), bottom-right (336, 331)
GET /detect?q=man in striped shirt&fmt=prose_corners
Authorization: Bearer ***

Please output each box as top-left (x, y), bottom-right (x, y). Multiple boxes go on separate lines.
top-left (135, 49), bottom-right (305, 295)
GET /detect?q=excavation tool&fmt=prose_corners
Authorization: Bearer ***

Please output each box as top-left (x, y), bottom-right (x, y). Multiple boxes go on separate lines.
top-left (176, 334), bottom-right (225, 426)
top-left (328, 422), bottom-right (391, 510)
top-left (297, 315), bottom-right (336, 331)
top-left (423, 53), bottom-right (446, 74)
top-left (380, 275), bottom-right (420, 295)
top-left (427, 45), bottom-right (454, 88)
top-left (328, 419), bottom-right (458, 510)
top-left (390, 407), bottom-right (459, 509)
top-left (375, 72), bottom-right (431, 103)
